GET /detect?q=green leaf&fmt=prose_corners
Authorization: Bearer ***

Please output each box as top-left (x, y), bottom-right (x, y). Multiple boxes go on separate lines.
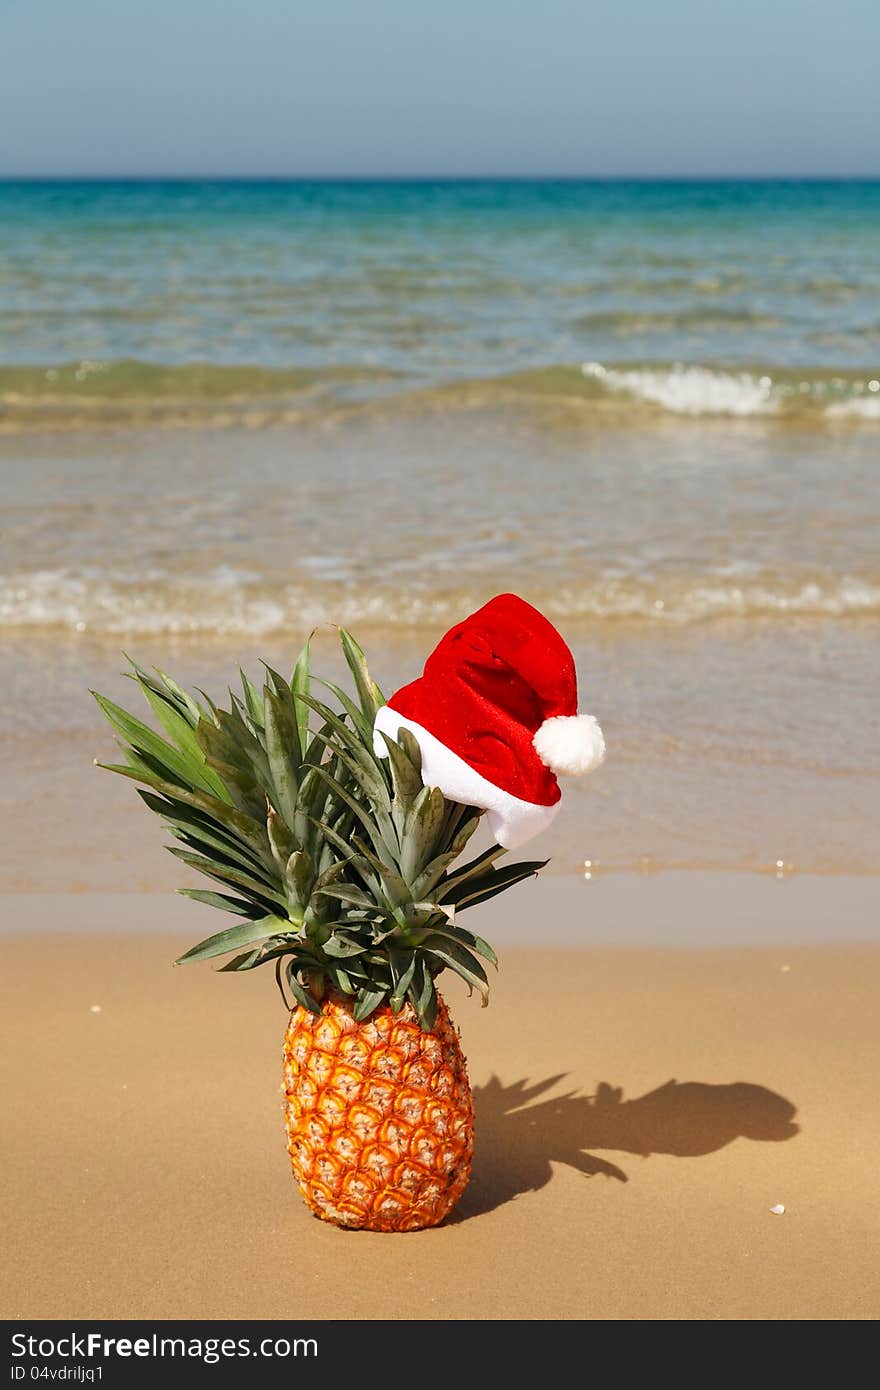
top-left (217, 940), bottom-right (303, 972)
top-left (216, 704), bottom-right (272, 791)
top-left (267, 805), bottom-right (296, 870)
top-left (297, 692), bottom-right (381, 778)
top-left (153, 666), bottom-right (204, 723)
top-left (410, 921), bottom-right (498, 966)
top-left (216, 948), bottom-right (265, 971)
top-left (262, 661), bottom-right (291, 700)
top-left (307, 732), bottom-right (398, 862)
top-left (353, 983), bottom-right (388, 1022)
top-left (175, 914), bottom-right (290, 964)
top-left (315, 882), bottom-right (376, 910)
top-left (263, 662), bottom-right (304, 760)
top-left (389, 951), bottom-right (417, 1013)
top-left (327, 963), bottom-right (356, 994)
top-left (139, 790), bottom-right (269, 872)
top-left (362, 951), bottom-right (393, 981)
top-left (339, 627), bottom-right (385, 720)
top-left (423, 935), bottom-right (490, 1005)
top-left (455, 927), bottom-right (498, 966)
top-left (378, 727), bottom-right (424, 805)
top-left (192, 713), bottom-right (269, 809)
top-left (293, 768), bottom-right (319, 852)
top-left (163, 827), bottom-right (270, 889)
top-left (410, 814), bottom-right (482, 899)
top-left (410, 958), bottom-right (438, 1030)
top-left (92, 691), bottom-right (211, 794)
top-left (290, 637), bottom-right (312, 757)
top-left (240, 668), bottom-right (265, 731)
top-left (336, 956), bottom-right (372, 985)
top-left (307, 724), bottom-right (392, 813)
top-left (286, 967), bottom-right (323, 1015)
top-left (177, 888), bottom-right (266, 917)
top-left (167, 848), bottom-right (289, 908)
top-left (301, 717), bottom-right (336, 771)
top-left (196, 756), bottom-right (267, 820)
top-left (301, 911), bottom-right (332, 945)
top-left (275, 955), bottom-right (291, 1008)
top-left (312, 764), bottom-right (398, 871)
top-left (406, 899), bottom-right (447, 918)
top-left (264, 686), bottom-right (300, 826)
top-left (99, 761), bottom-right (274, 869)
top-left (312, 857), bottom-right (352, 892)
top-left (411, 839), bottom-right (472, 895)
top-left (451, 860), bottom-right (548, 911)
top-left (438, 799), bottom-right (474, 846)
top-left (194, 686), bottom-right (220, 722)
top-left (285, 848), bottom-right (314, 907)
top-left (323, 932), bottom-right (370, 958)
top-left (313, 677), bottom-right (374, 745)
top-left (436, 844), bottom-right (508, 900)
top-left (307, 814), bottom-right (383, 903)
top-left (123, 657), bottom-right (203, 725)
top-left (134, 680), bottom-right (226, 798)
top-left (348, 834), bottom-right (411, 907)
top-left (196, 700), bottom-right (271, 800)
top-left (401, 784), bottom-right (446, 885)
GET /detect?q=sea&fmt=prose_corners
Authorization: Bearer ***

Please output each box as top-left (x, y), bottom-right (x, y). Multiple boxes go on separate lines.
top-left (1, 179), bottom-right (878, 886)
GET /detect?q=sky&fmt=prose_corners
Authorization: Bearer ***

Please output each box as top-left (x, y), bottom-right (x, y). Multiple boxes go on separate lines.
top-left (0, 0), bottom-right (878, 177)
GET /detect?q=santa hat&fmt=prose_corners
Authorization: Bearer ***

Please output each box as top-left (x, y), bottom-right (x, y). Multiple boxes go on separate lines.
top-left (373, 593), bottom-right (605, 849)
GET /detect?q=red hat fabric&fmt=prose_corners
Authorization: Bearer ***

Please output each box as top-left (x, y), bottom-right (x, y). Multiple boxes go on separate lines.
top-left (373, 594), bottom-right (605, 848)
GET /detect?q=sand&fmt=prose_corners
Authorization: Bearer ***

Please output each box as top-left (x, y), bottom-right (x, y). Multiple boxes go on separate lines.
top-left (2, 883), bottom-right (878, 1322)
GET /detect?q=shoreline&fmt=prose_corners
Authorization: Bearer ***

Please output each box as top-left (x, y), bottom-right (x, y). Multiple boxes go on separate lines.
top-left (4, 871), bottom-right (880, 945)
top-left (3, 621), bottom-right (880, 885)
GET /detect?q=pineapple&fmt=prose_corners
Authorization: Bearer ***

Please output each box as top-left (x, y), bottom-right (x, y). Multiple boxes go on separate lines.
top-left (94, 631), bottom-right (544, 1231)
top-left (283, 991), bottom-right (472, 1230)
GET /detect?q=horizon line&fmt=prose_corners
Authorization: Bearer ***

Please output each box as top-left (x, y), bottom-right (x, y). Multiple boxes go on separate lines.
top-left (2, 172), bottom-right (880, 183)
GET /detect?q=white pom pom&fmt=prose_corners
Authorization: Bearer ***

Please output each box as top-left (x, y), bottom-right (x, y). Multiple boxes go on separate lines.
top-left (533, 714), bottom-right (605, 776)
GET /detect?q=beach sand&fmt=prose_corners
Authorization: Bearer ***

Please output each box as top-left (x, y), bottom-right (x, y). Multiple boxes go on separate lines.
top-left (3, 884), bottom-right (878, 1322)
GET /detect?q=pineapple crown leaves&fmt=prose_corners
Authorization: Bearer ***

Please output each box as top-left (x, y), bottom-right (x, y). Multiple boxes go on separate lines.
top-left (93, 629), bottom-right (547, 1027)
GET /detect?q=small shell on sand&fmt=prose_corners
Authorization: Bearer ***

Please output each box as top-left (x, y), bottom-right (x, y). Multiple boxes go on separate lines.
top-left (769, 1203), bottom-right (786, 1215)
top-left (89, 1004), bottom-right (102, 1014)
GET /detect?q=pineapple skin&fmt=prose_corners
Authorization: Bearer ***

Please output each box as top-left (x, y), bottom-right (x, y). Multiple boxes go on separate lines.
top-left (283, 991), bottom-right (474, 1231)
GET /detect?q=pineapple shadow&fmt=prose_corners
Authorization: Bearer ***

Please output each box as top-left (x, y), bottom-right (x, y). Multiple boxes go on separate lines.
top-left (455, 1074), bottom-right (799, 1218)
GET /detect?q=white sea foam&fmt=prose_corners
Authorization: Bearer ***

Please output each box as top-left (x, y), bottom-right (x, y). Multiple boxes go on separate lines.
top-left (3, 569), bottom-right (880, 635)
top-left (580, 360), bottom-right (880, 421)
top-left (826, 395), bottom-right (880, 420)
top-left (582, 361), bottom-right (777, 416)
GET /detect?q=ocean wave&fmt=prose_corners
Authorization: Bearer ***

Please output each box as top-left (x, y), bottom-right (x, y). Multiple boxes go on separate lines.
top-left (3, 569), bottom-right (880, 636)
top-left (581, 362), bottom-right (776, 415)
top-left (573, 307), bottom-right (779, 333)
top-left (0, 359), bottom-right (402, 432)
top-left (580, 361), bottom-right (880, 417)
top-left (825, 395), bottom-right (880, 420)
top-left (1, 358), bottom-right (879, 430)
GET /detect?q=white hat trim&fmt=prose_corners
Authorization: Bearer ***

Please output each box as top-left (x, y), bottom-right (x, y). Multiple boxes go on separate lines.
top-left (373, 705), bottom-right (560, 851)
top-left (532, 713), bottom-right (605, 776)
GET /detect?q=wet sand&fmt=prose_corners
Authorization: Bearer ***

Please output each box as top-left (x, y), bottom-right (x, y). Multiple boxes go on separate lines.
top-left (3, 621), bottom-right (880, 891)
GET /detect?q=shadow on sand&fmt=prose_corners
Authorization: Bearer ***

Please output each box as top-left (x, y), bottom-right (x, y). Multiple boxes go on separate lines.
top-left (455, 1074), bottom-right (799, 1218)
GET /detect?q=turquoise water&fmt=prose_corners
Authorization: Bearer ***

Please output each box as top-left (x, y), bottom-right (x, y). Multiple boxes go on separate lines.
top-left (1, 182), bottom-right (879, 876)
top-left (2, 179), bottom-right (879, 392)
top-left (2, 179), bottom-right (880, 636)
